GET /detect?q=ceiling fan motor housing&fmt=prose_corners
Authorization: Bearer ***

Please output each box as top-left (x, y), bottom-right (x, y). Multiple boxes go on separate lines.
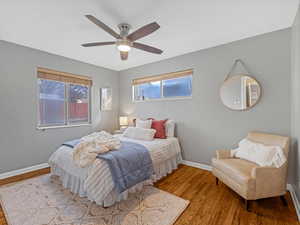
top-left (118, 23), bottom-right (131, 38)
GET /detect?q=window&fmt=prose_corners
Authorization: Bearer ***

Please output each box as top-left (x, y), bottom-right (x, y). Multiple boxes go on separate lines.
top-left (37, 68), bottom-right (92, 128)
top-left (134, 81), bottom-right (161, 100)
top-left (132, 69), bottom-right (193, 101)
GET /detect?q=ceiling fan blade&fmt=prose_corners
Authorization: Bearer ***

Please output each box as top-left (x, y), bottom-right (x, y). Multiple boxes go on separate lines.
top-left (81, 41), bottom-right (115, 47)
top-left (127, 22), bottom-right (160, 41)
top-left (133, 42), bottom-right (163, 54)
top-left (120, 51), bottom-right (128, 60)
top-left (85, 15), bottom-right (121, 39)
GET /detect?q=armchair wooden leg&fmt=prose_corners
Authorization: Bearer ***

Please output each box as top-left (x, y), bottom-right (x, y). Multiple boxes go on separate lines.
top-left (280, 195), bottom-right (288, 206)
top-left (245, 199), bottom-right (250, 211)
top-left (216, 177), bottom-right (219, 185)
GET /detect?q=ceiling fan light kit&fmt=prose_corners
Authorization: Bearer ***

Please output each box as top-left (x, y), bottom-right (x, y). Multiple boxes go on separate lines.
top-left (116, 39), bottom-right (132, 52)
top-left (82, 15), bottom-right (163, 60)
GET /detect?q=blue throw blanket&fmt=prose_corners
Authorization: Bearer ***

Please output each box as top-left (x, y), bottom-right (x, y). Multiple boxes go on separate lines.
top-left (97, 141), bottom-right (154, 194)
top-left (62, 139), bottom-right (81, 148)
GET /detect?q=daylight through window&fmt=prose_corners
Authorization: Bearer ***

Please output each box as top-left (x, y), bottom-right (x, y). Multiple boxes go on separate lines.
top-left (37, 68), bottom-right (92, 128)
top-left (132, 69), bottom-right (193, 101)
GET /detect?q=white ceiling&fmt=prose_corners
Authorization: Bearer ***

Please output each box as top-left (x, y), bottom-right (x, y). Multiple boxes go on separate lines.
top-left (0, 0), bottom-right (298, 71)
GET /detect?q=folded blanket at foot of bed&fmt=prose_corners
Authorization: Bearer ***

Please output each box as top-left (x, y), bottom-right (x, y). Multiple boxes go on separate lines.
top-left (71, 131), bottom-right (121, 168)
top-left (97, 141), bottom-right (154, 193)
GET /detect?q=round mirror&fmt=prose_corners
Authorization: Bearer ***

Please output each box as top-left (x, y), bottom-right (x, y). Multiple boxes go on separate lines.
top-left (220, 75), bottom-right (261, 111)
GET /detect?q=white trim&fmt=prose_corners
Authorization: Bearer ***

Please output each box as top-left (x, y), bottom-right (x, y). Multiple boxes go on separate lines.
top-left (287, 184), bottom-right (300, 221)
top-left (0, 163), bottom-right (49, 180)
top-left (181, 160), bottom-right (212, 171)
top-left (133, 96), bottom-right (193, 103)
top-left (36, 123), bottom-right (91, 130)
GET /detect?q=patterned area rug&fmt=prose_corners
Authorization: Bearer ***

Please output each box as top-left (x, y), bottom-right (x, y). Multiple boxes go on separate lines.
top-left (0, 175), bottom-right (189, 225)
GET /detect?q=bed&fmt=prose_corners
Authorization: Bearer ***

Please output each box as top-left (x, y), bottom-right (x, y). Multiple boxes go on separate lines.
top-left (48, 134), bottom-right (182, 207)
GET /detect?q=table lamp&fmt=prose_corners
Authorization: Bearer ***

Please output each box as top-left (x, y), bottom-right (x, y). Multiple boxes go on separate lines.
top-left (119, 116), bottom-right (129, 132)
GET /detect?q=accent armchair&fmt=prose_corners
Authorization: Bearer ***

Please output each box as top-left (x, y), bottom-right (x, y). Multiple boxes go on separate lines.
top-left (212, 131), bottom-right (290, 210)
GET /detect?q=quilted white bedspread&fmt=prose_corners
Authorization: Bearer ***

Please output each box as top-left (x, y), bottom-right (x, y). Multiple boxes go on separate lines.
top-left (48, 135), bottom-right (181, 206)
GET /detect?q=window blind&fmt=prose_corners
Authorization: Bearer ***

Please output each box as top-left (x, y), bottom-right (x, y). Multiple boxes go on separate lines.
top-left (37, 67), bottom-right (93, 86)
top-left (132, 69), bottom-right (193, 85)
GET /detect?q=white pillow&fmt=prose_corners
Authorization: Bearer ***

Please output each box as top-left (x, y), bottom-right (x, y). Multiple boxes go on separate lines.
top-left (136, 118), bottom-right (152, 129)
top-left (123, 127), bottom-right (156, 141)
top-left (231, 138), bottom-right (286, 168)
top-left (165, 120), bottom-right (175, 137)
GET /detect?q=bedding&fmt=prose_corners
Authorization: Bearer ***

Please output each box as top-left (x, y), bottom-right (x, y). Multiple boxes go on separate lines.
top-left (73, 131), bottom-right (121, 168)
top-left (123, 127), bottom-right (156, 141)
top-left (49, 135), bottom-right (181, 206)
top-left (62, 139), bottom-right (81, 148)
top-left (97, 141), bottom-right (154, 193)
top-left (165, 120), bottom-right (175, 137)
top-left (150, 119), bottom-right (168, 139)
top-left (133, 118), bottom-right (175, 138)
top-left (135, 118), bottom-right (152, 129)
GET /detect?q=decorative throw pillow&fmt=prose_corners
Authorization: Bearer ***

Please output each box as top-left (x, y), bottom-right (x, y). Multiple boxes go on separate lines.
top-left (123, 127), bottom-right (156, 141)
top-left (149, 119), bottom-right (168, 139)
top-left (135, 118), bottom-right (152, 129)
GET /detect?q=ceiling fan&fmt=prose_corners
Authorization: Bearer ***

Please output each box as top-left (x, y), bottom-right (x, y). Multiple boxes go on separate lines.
top-left (81, 15), bottom-right (163, 60)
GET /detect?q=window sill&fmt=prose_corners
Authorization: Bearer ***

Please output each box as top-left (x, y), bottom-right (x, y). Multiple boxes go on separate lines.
top-left (133, 96), bottom-right (192, 103)
top-left (36, 123), bottom-right (92, 131)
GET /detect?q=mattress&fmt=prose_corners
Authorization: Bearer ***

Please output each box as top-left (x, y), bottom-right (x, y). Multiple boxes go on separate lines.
top-left (49, 135), bottom-right (182, 206)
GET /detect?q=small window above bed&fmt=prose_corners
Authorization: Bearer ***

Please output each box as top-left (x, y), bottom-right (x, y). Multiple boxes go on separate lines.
top-left (37, 67), bottom-right (92, 129)
top-left (132, 69), bottom-right (193, 102)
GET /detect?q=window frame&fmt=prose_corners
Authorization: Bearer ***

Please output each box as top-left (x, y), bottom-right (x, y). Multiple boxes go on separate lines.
top-left (132, 73), bottom-right (193, 102)
top-left (36, 78), bottom-right (92, 130)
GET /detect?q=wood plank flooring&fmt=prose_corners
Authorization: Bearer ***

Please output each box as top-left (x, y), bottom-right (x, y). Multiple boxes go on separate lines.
top-left (0, 165), bottom-right (299, 225)
top-left (155, 165), bottom-right (299, 225)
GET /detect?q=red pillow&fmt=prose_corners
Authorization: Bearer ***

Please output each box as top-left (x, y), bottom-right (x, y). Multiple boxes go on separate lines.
top-left (149, 119), bottom-right (168, 139)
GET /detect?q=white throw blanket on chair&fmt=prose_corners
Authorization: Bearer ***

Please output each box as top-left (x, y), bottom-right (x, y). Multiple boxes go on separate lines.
top-left (231, 138), bottom-right (286, 168)
top-left (73, 131), bottom-right (121, 168)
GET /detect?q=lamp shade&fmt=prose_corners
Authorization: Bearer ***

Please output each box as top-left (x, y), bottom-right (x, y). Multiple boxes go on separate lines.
top-left (119, 116), bottom-right (128, 126)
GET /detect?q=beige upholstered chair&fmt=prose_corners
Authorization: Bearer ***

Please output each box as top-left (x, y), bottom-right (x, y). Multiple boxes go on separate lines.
top-left (212, 131), bottom-right (289, 210)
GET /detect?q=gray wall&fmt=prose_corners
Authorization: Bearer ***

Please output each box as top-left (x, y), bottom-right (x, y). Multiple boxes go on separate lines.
top-left (0, 40), bottom-right (119, 173)
top-left (291, 4), bottom-right (300, 198)
top-left (119, 29), bottom-right (291, 179)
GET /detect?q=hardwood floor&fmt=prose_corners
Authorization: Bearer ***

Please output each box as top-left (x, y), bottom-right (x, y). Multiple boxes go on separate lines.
top-left (0, 165), bottom-right (299, 225)
top-left (155, 165), bottom-right (300, 225)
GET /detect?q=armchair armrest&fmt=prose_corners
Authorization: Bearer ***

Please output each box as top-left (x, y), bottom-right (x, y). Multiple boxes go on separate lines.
top-left (251, 165), bottom-right (287, 198)
top-left (216, 149), bottom-right (232, 159)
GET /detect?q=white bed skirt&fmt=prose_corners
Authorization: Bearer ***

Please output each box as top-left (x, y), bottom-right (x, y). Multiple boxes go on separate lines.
top-left (51, 154), bottom-right (182, 206)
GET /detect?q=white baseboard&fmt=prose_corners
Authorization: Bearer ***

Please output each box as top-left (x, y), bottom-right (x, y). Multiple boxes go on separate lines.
top-left (287, 184), bottom-right (300, 221)
top-left (181, 160), bottom-right (212, 171)
top-left (0, 163), bottom-right (49, 180)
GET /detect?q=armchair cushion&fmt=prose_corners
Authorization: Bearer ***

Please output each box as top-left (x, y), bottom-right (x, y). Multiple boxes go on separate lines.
top-left (212, 158), bottom-right (258, 185)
